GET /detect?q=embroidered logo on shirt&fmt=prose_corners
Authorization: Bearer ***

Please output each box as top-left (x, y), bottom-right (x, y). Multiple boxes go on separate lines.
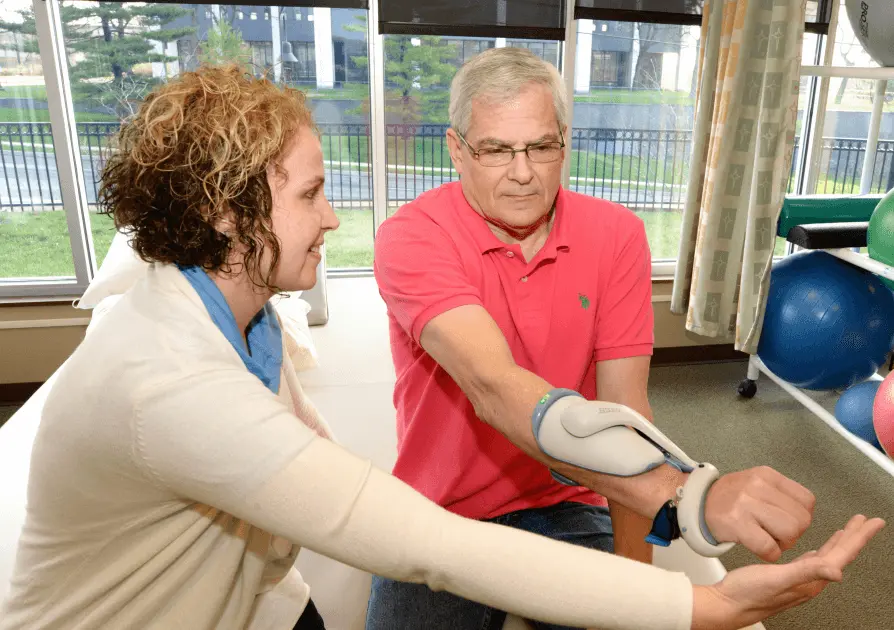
top-left (578, 293), bottom-right (591, 309)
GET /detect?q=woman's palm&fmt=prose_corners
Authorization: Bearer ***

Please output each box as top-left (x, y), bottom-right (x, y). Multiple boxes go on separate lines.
top-left (699, 515), bottom-right (885, 630)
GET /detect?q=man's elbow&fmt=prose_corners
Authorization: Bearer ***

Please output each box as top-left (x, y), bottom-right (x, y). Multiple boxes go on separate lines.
top-left (450, 368), bottom-right (504, 426)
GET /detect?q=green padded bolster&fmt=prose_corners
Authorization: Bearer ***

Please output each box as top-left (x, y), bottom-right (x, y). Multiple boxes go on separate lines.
top-left (777, 194), bottom-right (883, 238)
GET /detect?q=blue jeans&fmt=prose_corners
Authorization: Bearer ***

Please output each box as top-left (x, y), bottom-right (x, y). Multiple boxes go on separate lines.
top-left (365, 502), bottom-right (614, 630)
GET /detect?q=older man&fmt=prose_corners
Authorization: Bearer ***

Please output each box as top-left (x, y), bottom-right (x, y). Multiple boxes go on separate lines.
top-left (366, 47), bottom-right (815, 630)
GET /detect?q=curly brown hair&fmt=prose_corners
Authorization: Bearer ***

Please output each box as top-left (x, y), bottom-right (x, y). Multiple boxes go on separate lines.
top-left (98, 64), bottom-right (315, 289)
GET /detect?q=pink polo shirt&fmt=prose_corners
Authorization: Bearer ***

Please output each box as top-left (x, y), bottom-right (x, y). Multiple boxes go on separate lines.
top-left (374, 181), bottom-right (654, 520)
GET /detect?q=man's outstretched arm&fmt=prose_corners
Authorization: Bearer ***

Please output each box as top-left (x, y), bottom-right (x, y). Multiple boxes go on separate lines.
top-left (420, 304), bottom-right (815, 562)
top-left (420, 305), bottom-right (687, 519)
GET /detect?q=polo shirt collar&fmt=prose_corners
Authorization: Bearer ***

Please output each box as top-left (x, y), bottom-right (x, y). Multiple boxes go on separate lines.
top-left (451, 182), bottom-right (571, 257)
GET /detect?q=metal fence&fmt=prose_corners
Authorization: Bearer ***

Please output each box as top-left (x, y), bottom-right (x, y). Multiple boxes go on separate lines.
top-left (2, 121), bottom-right (893, 212)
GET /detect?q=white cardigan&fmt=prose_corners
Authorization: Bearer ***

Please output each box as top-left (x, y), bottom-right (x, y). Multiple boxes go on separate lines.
top-left (0, 264), bottom-right (694, 630)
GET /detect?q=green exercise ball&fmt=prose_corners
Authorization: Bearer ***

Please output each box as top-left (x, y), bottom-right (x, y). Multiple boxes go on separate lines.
top-left (867, 188), bottom-right (894, 290)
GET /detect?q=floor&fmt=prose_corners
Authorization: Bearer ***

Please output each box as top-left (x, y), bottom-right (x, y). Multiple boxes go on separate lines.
top-left (3, 276), bottom-right (892, 629)
top-left (650, 362), bottom-right (894, 630)
top-left (0, 406), bottom-right (15, 429)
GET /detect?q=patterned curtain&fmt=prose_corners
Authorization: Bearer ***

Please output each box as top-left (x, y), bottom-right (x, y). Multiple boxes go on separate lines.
top-left (671, 0), bottom-right (806, 354)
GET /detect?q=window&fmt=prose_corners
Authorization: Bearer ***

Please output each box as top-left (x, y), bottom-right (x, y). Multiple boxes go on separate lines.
top-left (590, 50), bottom-right (624, 87)
top-left (810, 79), bottom-right (894, 195)
top-left (507, 40), bottom-right (560, 66)
top-left (250, 42), bottom-right (274, 71)
top-left (1, 0), bottom-right (868, 297)
top-left (572, 19), bottom-right (701, 262)
top-left (807, 2), bottom-right (894, 196)
top-left (31, 2), bottom-right (373, 276)
top-left (443, 38), bottom-right (494, 67)
top-left (382, 36), bottom-right (561, 218)
top-left (0, 26), bottom-right (74, 280)
top-left (285, 41), bottom-right (316, 84)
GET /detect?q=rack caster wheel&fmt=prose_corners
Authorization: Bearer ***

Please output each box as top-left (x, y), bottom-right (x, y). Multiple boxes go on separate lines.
top-left (737, 379), bottom-right (757, 399)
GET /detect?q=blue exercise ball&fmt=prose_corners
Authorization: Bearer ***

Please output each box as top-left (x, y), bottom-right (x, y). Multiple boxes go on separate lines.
top-left (835, 380), bottom-right (884, 450)
top-left (758, 251), bottom-right (894, 390)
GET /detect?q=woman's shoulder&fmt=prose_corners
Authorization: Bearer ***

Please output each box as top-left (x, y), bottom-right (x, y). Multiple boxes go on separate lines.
top-left (63, 266), bottom-right (242, 403)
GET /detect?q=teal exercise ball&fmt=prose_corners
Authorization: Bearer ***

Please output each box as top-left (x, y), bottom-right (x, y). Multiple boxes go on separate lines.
top-left (835, 380), bottom-right (884, 450)
top-left (867, 187), bottom-right (894, 291)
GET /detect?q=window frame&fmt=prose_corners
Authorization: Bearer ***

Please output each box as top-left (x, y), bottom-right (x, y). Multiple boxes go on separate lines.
top-left (2, 0), bottom-right (883, 300)
top-left (0, 0), bottom-right (96, 300)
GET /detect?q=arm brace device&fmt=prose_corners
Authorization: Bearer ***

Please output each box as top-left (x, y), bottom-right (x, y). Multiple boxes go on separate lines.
top-left (532, 389), bottom-right (735, 558)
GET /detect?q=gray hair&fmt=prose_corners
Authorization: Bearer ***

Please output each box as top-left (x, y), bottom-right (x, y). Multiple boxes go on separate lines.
top-left (448, 46), bottom-right (568, 137)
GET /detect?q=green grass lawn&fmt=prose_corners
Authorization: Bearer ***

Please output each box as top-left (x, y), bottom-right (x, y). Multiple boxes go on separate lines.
top-left (321, 135), bottom-right (687, 185)
top-left (0, 210), bottom-right (117, 277)
top-left (574, 89), bottom-right (694, 106)
top-left (0, 85), bottom-right (48, 100)
top-left (0, 208), bottom-right (373, 277)
top-left (3, 83), bottom-right (693, 106)
top-left (0, 107), bottom-right (118, 123)
top-left (3, 206), bottom-right (788, 277)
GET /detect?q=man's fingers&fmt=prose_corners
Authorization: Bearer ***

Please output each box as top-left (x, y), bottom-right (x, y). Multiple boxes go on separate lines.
top-left (749, 481), bottom-right (813, 539)
top-left (753, 502), bottom-right (809, 552)
top-left (738, 518), bottom-right (784, 561)
top-left (762, 467), bottom-right (817, 514)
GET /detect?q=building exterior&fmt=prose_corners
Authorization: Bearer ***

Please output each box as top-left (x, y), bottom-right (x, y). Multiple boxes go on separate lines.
top-left (152, 7), bottom-right (694, 95)
top-left (153, 5), bottom-right (367, 89)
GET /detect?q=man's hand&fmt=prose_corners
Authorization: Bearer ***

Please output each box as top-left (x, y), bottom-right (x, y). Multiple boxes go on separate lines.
top-left (705, 466), bottom-right (816, 562)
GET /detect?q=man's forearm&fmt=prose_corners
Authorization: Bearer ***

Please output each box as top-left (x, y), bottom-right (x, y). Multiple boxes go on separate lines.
top-left (467, 365), bottom-right (686, 520)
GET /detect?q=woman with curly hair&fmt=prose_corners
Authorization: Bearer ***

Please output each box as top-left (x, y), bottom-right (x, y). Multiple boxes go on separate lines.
top-left (0, 64), bottom-right (883, 630)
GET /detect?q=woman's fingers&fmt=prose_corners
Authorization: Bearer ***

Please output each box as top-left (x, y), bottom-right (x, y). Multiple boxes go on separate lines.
top-left (715, 514), bottom-right (885, 630)
top-left (767, 554), bottom-right (842, 594)
top-left (786, 516), bottom-right (885, 593)
top-left (816, 529), bottom-right (846, 556)
top-left (821, 516), bottom-right (885, 568)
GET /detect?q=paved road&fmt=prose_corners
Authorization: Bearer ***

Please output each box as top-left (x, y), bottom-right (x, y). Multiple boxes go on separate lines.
top-left (0, 147), bottom-right (685, 210)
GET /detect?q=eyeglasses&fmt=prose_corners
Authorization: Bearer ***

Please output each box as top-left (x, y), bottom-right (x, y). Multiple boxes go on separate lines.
top-left (455, 130), bottom-right (566, 167)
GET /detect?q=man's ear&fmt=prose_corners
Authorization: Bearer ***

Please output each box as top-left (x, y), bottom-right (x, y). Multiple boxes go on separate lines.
top-left (446, 128), bottom-right (465, 176)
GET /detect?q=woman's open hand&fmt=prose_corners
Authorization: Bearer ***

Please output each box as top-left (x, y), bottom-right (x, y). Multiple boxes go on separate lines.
top-left (691, 514), bottom-right (885, 630)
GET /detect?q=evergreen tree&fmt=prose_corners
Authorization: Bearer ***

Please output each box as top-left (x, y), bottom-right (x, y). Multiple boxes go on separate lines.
top-left (0, 2), bottom-right (195, 119)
